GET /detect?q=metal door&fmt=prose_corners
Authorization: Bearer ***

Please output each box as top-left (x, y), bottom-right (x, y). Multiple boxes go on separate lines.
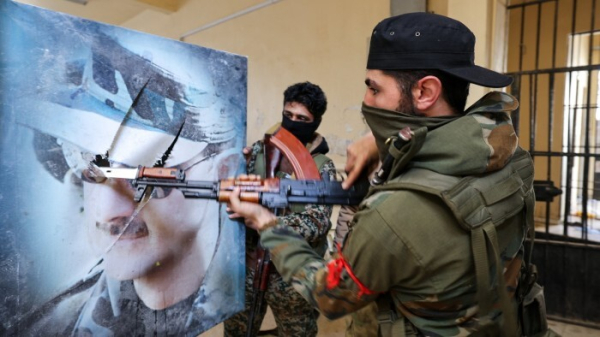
top-left (506, 0), bottom-right (600, 328)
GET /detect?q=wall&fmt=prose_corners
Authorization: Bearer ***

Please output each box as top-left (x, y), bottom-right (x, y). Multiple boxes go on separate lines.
top-left (16, 0), bottom-right (388, 166)
top-left (178, 0), bottom-right (391, 165)
top-left (14, 0), bottom-right (504, 167)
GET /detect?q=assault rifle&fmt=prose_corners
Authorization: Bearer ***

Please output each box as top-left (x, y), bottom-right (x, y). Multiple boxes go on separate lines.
top-left (93, 166), bottom-right (369, 207)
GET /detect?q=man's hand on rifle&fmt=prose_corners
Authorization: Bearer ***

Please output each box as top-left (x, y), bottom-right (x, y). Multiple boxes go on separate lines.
top-left (242, 146), bottom-right (253, 165)
top-left (342, 131), bottom-right (379, 190)
top-left (226, 175), bottom-right (278, 232)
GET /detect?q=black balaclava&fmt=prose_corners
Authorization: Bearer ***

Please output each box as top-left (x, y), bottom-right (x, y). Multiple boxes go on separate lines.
top-left (281, 115), bottom-right (321, 144)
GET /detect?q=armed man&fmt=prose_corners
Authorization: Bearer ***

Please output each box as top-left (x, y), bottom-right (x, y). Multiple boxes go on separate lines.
top-left (224, 81), bottom-right (335, 337)
top-left (227, 12), bottom-right (544, 336)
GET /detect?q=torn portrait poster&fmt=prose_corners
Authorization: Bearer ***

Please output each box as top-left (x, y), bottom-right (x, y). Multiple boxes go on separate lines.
top-left (0, 2), bottom-right (247, 335)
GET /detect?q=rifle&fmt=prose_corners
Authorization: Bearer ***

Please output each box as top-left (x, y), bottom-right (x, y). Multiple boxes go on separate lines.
top-left (93, 167), bottom-right (369, 208)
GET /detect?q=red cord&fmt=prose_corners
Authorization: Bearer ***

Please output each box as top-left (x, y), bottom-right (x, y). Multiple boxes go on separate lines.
top-left (326, 243), bottom-right (377, 298)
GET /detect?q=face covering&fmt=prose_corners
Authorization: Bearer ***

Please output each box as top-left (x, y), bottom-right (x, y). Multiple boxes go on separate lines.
top-left (361, 103), bottom-right (458, 161)
top-left (281, 114), bottom-right (321, 144)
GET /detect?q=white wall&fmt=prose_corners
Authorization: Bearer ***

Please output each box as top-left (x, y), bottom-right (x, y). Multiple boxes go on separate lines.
top-left (14, 0), bottom-right (505, 166)
top-left (16, 0), bottom-right (390, 165)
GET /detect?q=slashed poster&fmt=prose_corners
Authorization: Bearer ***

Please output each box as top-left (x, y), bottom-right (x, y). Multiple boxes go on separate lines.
top-left (0, 1), bottom-right (246, 335)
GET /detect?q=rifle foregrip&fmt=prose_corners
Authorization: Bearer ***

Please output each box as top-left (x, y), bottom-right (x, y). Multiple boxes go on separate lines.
top-left (217, 191), bottom-right (260, 204)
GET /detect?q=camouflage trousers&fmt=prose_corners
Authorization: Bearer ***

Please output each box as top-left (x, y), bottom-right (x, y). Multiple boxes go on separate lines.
top-left (224, 266), bottom-right (319, 337)
top-left (345, 301), bottom-right (379, 337)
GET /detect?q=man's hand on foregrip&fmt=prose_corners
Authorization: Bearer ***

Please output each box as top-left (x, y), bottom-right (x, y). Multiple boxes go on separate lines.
top-left (342, 132), bottom-right (379, 189)
top-left (227, 186), bottom-right (279, 232)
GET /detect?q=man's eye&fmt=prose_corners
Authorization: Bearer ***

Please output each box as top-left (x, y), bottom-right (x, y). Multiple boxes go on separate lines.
top-left (370, 88), bottom-right (379, 95)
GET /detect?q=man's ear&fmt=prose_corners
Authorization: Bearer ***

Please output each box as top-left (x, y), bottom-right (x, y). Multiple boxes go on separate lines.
top-left (411, 76), bottom-right (442, 111)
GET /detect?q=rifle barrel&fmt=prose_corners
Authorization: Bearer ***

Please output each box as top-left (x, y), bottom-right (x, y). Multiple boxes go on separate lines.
top-left (133, 178), bottom-right (369, 206)
top-left (136, 178), bottom-right (216, 190)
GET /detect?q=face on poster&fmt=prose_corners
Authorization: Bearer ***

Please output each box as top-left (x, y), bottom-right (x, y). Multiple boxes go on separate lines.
top-left (0, 2), bottom-right (246, 335)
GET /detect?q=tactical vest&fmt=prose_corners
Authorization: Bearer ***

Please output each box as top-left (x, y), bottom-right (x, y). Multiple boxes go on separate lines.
top-left (369, 147), bottom-right (536, 336)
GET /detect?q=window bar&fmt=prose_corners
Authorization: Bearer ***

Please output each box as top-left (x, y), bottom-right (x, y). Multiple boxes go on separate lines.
top-left (564, 0), bottom-right (579, 236)
top-left (581, 0), bottom-right (597, 242)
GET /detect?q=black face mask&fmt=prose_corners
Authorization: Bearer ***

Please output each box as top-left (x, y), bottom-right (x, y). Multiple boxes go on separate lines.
top-left (281, 115), bottom-right (321, 144)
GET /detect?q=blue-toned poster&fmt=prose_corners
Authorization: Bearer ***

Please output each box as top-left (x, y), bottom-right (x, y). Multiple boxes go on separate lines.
top-left (0, 1), bottom-right (246, 335)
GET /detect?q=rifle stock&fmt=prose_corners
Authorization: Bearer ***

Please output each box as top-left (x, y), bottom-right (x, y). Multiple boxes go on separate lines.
top-left (247, 242), bottom-right (271, 337)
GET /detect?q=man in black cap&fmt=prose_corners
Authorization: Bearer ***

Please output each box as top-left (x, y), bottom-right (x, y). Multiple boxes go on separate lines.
top-left (226, 13), bottom-right (538, 336)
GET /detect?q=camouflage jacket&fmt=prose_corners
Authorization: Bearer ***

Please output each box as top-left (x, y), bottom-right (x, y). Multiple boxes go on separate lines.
top-left (260, 93), bottom-right (531, 336)
top-left (245, 133), bottom-right (335, 265)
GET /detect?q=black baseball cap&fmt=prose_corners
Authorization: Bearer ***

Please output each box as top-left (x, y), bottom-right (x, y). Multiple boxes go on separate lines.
top-left (367, 12), bottom-right (512, 88)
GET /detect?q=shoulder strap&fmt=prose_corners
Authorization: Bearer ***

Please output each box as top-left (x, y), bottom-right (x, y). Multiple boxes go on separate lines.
top-left (376, 294), bottom-right (405, 337)
top-left (442, 148), bottom-right (534, 231)
top-left (312, 153), bottom-right (330, 172)
top-left (471, 220), bottom-right (519, 334)
top-left (254, 150), bottom-right (266, 178)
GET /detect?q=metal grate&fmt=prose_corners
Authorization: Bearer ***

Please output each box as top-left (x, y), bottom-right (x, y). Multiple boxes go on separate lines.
top-left (506, 0), bottom-right (600, 327)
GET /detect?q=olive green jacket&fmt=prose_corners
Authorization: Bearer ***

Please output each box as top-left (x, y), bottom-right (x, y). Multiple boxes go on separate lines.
top-left (261, 92), bottom-right (532, 336)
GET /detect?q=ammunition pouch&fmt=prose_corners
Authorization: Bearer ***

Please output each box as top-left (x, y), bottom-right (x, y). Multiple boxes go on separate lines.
top-left (521, 282), bottom-right (548, 336)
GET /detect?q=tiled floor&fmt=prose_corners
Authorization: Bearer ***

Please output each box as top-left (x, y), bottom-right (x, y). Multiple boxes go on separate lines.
top-left (548, 320), bottom-right (600, 336)
top-left (200, 308), bottom-right (346, 336)
top-left (200, 308), bottom-right (600, 336)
